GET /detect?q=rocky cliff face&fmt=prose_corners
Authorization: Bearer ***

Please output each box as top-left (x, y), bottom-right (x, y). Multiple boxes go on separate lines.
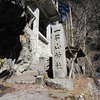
top-left (0, 0), bottom-right (30, 77)
top-left (0, 0), bottom-right (26, 60)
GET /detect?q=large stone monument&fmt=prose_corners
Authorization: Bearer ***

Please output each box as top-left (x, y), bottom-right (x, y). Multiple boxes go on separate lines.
top-left (52, 23), bottom-right (67, 78)
top-left (47, 23), bottom-right (73, 90)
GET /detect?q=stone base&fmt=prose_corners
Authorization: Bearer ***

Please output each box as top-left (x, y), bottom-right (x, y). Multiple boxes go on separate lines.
top-left (46, 78), bottom-right (73, 90)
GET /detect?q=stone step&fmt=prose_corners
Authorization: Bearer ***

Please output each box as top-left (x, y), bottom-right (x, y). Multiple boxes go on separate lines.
top-left (22, 70), bottom-right (39, 77)
top-left (6, 75), bottom-right (36, 84)
top-left (7, 75), bottom-right (36, 84)
top-left (6, 70), bottom-right (39, 84)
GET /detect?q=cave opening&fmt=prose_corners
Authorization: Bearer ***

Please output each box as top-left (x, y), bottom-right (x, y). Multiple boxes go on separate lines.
top-left (0, 0), bottom-right (27, 62)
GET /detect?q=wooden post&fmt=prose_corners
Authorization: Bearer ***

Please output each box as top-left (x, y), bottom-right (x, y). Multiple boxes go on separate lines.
top-left (69, 3), bottom-right (74, 47)
top-left (69, 53), bottom-right (77, 78)
top-left (83, 13), bottom-right (86, 52)
top-left (67, 14), bottom-right (71, 45)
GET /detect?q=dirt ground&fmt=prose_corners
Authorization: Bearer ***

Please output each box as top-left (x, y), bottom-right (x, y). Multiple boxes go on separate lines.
top-left (0, 76), bottom-right (99, 100)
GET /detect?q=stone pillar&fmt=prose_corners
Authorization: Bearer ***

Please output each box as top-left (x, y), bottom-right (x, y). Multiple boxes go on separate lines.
top-left (29, 8), bottom-right (40, 69)
top-left (33, 8), bottom-right (39, 30)
top-left (52, 23), bottom-right (67, 78)
top-left (46, 25), bottom-right (52, 57)
top-left (38, 57), bottom-right (46, 75)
